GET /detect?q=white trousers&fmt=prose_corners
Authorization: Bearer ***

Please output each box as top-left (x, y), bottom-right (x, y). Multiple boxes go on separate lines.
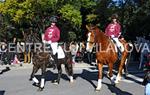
top-left (112, 37), bottom-right (124, 52)
top-left (50, 42), bottom-right (58, 55)
top-left (45, 41), bottom-right (65, 59)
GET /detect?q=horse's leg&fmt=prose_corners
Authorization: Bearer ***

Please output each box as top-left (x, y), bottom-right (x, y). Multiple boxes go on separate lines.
top-left (30, 65), bottom-right (40, 86)
top-left (29, 65), bottom-right (39, 81)
top-left (108, 62), bottom-right (115, 85)
top-left (115, 53), bottom-right (128, 83)
top-left (124, 52), bottom-right (131, 76)
top-left (65, 59), bottom-right (73, 83)
top-left (96, 63), bottom-right (103, 91)
top-left (38, 64), bottom-right (46, 91)
top-left (53, 60), bottom-right (62, 85)
top-left (123, 58), bottom-right (129, 77)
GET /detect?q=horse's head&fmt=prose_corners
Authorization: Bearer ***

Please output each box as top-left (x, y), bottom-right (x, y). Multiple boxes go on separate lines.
top-left (86, 24), bottom-right (97, 52)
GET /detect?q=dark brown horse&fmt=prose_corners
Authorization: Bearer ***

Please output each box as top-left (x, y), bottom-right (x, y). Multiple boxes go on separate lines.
top-left (86, 24), bottom-right (131, 91)
top-left (25, 33), bottom-right (73, 91)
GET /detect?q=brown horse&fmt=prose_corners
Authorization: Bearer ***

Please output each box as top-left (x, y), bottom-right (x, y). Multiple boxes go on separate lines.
top-left (86, 24), bottom-right (131, 91)
top-left (25, 33), bottom-right (73, 91)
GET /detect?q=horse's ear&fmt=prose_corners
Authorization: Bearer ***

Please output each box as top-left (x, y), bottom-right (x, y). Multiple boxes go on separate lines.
top-left (86, 25), bottom-right (90, 31)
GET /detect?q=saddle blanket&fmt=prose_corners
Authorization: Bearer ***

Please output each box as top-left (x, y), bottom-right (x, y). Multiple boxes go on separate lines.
top-left (57, 46), bottom-right (65, 59)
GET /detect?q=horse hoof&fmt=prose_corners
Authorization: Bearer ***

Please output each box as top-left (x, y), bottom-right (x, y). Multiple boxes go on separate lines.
top-left (33, 83), bottom-right (40, 87)
top-left (52, 80), bottom-right (59, 85)
top-left (36, 83), bottom-right (40, 87)
top-left (70, 80), bottom-right (74, 83)
top-left (37, 87), bottom-right (44, 91)
top-left (29, 78), bottom-right (32, 81)
top-left (115, 81), bottom-right (119, 84)
top-left (95, 88), bottom-right (101, 92)
top-left (53, 82), bottom-right (59, 85)
top-left (70, 81), bottom-right (74, 84)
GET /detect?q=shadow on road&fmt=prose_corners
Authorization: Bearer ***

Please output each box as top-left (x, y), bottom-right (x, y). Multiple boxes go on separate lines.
top-left (73, 69), bottom-right (139, 95)
top-left (32, 65), bottom-right (143, 92)
top-left (103, 82), bottom-right (132, 95)
top-left (74, 69), bottom-right (98, 89)
top-left (0, 67), bottom-right (10, 75)
top-left (33, 70), bottom-right (71, 83)
top-left (0, 90), bottom-right (5, 95)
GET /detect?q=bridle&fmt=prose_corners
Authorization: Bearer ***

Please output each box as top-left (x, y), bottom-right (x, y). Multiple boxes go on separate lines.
top-left (87, 29), bottom-right (96, 44)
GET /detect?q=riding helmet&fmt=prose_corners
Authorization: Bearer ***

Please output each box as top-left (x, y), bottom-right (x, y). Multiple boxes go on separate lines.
top-left (50, 16), bottom-right (57, 23)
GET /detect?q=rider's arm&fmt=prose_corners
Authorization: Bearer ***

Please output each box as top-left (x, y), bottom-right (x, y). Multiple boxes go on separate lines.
top-left (41, 33), bottom-right (46, 43)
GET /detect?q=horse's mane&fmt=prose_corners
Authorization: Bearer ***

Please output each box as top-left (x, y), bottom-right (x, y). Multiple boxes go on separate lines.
top-left (94, 26), bottom-right (112, 48)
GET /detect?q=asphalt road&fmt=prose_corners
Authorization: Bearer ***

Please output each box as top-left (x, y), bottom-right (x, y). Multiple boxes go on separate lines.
top-left (0, 63), bottom-right (145, 95)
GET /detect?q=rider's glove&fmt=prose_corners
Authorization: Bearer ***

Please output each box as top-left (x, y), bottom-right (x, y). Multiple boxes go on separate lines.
top-left (48, 40), bottom-right (52, 44)
top-left (42, 40), bottom-right (46, 43)
top-left (111, 35), bottom-right (115, 38)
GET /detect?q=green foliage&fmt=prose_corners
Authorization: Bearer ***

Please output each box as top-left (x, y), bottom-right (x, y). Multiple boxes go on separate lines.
top-left (68, 31), bottom-right (77, 41)
top-left (86, 14), bottom-right (98, 23)
top-left (59, 4), bottom-right (82, 28)
top-left (1, 0), bottom-right (149, 41)
top-left (0, 0), bottom-right (33, 23)
top-left (81, 0), bottom-right (96, 8)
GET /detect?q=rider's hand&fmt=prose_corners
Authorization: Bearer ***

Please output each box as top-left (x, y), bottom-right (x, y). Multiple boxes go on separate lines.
top-left (111, 35), bottom-right (115, 38)
top-left (41, 34), bottom-right (44, 41)
top-left (118, 32), bottom-right (121, 37)
top-left (48, 40), bottom-right (52, 44)
top-left (42, 40), bottom-right (46, 43)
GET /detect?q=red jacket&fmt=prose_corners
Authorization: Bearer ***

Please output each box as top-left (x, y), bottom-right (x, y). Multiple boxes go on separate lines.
top-left (105, 23), bottom-right (121, 38)
top-left (44, 25), bottom-right (60, 42)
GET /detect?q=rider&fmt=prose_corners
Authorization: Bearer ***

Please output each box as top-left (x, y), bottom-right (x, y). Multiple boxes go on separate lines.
top-left (42, 16), bottom-right (60, 69)
top-left (105, 13), bottom-right (124, 53)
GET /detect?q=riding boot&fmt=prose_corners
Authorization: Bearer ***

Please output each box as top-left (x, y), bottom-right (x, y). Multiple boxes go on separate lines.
top-left (52, 54), bottom-right (58, 70)
top-left (117, 47), bottom-right (122, 60)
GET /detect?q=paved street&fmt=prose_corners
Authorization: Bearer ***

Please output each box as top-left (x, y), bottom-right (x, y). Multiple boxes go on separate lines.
top-left (0, 62), bottom-right (145, 95)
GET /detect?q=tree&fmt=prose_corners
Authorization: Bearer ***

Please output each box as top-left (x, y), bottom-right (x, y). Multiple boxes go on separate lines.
top-left (0, 0), bottom-right (97, 41)
top-left (3, 0), bottom-right (149, 41)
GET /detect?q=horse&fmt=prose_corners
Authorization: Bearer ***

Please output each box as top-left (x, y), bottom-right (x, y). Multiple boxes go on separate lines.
top-left (86, 24), bottom-right (131, 91)
top-left (25, 32), bottom-right (74, 91)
